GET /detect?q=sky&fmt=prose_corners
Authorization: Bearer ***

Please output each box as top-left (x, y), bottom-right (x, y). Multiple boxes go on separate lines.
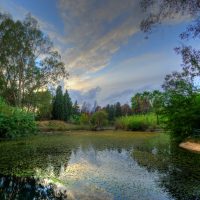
top-left (0, 0), bottom-right (198, 106)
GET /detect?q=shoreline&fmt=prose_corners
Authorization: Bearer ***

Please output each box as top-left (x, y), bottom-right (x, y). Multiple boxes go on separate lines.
top-left (179, 141), bottom-right (200, 153)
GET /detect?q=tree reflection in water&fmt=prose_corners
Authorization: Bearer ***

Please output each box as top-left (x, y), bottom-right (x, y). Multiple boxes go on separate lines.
top-left (0, 174), bottom-right (67, 200)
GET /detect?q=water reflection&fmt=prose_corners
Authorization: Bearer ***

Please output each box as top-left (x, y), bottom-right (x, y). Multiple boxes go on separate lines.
top-left (0, 174), bottom-right (67, 200)
top-left (62, 147), bottom-right (171, 200)
top-left (0, 132), bottom-right (200, 199)
top-left (132, 139), bottom-right (200, 200)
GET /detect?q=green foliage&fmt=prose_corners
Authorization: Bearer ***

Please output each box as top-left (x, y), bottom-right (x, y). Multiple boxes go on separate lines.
top-left (105, 104), bottom-right (116, 122)
top-left (162, 92), bottom-right (200, 140)
top-left (29, 90), bottom-right (53, 120)
top-left (79, 113), bottom-right (90, 125)
top-left (115, 114), bottom-right (157, 131)
top-left (105, 103), bottom-right (131, 122)
top-left (131, 91), bottom-right (163, 115)
top-left (0, 98), bottom-right (36, 138)
top-left (69, 115), bottom-right (80, 124)
top-left (63, 90), bottom-right (72, 121)
top-left (115, 102), bottom-right (122, 117)
top-left (52, 86), bottom-right (73, 122)
top-left (72, 100), bottom-right (80, 116)
top-left (52, 86), bottom-right (64, 120)
top-left (161, 66), bottom-right (200, 140)
top-left (91, 110), bottom-right (108, 130)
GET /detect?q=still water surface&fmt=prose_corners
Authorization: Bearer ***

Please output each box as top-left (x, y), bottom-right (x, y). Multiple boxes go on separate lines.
top-left (0, 131), bottom-right (200, 200)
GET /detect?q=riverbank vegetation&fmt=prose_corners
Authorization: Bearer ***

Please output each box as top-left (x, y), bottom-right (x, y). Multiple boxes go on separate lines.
top-left (37, 120), bottom-right (90, 132)
top-left (115, 114), bottom-right (157, 131)
top-left (0, 98), bottom-right (36, 138)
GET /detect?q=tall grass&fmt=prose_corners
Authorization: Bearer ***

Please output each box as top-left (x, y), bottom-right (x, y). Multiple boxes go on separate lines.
top-left (115, 113), bottom-right (158, 131)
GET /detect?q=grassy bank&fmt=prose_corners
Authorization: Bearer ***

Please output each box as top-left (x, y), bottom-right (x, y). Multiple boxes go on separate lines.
top-left (115, 114), bottom-right (158, 131)
top-left (37, 120), bottom-right (90, 132)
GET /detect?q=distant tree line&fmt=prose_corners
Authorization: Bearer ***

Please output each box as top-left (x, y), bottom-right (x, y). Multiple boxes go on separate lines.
top-left (79, 101), bottom-right (132, 122)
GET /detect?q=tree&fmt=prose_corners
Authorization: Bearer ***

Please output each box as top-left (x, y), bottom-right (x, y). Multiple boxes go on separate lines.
top-left (131, 93), bottom-right (141, 114)
top-left (72, 100), bottom-right (80, 116)
top-left (150, 90), bottom-right (164, 124)
top-left (115, 102), bottom-right (122, 118)
top-left (105, 104), bottom-right (116, 122)
top-left (63, 89), bottom-right (72, 121)
top-left (0, 13), bottom-right (68, 107)
top-left (52, 86), bottom-right (64, 120)
top-left (121, 104), bottom-right (132, 116)
top-left (131, 92), bottom-right (151, 114)
top-left (91, 101), bottom-right (98, 113)
top-left (91, 110), bottom-right (108, 130)
top-left (30, 90), bottom-right (53, 120)
top-left (161, 67), bottom-right (200, 139)
top-left (140, 0), bottom-right (200, 36)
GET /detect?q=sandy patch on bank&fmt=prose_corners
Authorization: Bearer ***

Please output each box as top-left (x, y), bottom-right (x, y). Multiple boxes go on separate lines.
top-left (179, 142), bottom-right (200, 152)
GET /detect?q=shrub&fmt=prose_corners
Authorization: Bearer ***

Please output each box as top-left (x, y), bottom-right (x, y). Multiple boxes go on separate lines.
top-left (115, 114), bottom-right (157, 131)
top-left (79, 113), bottom-right (90, 125)
top-left (69, 115), bottom-right (80, 124)
top-left (0, 98), bottom-right (36, 138)
top-left (91, 110), bottom-right (108, 130)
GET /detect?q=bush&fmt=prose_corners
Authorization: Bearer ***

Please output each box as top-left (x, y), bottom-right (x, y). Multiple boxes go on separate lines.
top-left (0, 98), bottom-right (36, 138)
top-left (69, 115), bottom-right (80, 124)
top-left (79, 113), bottom-right (90, 125)
top-left (115, 114), bottom-right (157, 131)
top-left (91, 110), bottom-right (108, 130)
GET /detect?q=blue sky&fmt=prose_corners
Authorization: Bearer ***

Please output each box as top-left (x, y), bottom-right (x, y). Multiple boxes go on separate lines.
top-left (0, 0), bottom-right (197, 106)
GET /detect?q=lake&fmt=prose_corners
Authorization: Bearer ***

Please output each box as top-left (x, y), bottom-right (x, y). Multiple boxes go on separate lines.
top-left (0, 131), bottom-right (200, 200)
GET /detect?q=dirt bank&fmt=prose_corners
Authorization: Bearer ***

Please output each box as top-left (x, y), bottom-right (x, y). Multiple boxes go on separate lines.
top-left (179, 141), bottom-right (200, 152)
